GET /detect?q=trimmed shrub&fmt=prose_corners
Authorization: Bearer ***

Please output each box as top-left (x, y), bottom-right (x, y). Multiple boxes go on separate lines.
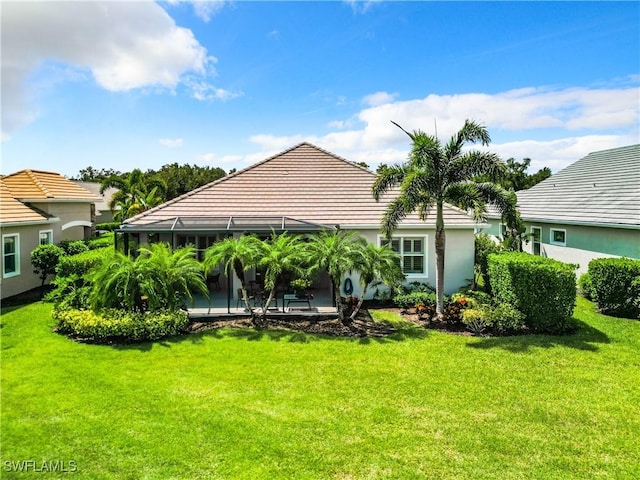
top-left (475, 234), bottom-right (503, 291)
top-left (462, 306), bottom-right (491, 335)
top-left (577, 272), bottom-right (594, 300)
top-left (56, 247), bottom-right (111, 278)
top-left (393, 291), bottom-right (437, 312)
top-left (96, 222), bottom-right (121, 232)
top-left (488, 303), bottom-right (526, 334)
top-left (53, 308), bottom-right (189, 343)
top-left (86, 233), bottom-right (115, 250)
top-left (589, 258), bottom-right (640, 319)
top-left (30, 244), bottom-right (66, 291)
top-left (58, 240), bottom-right (89, 256)
top-left (488, 252), bottom-right (576, 333)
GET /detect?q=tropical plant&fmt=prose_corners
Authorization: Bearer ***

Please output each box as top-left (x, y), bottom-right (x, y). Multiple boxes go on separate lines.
top-left (203, 235), bottom-right (264, 316)
top-left (349, 242), bottom-right (405, 320)
top-left (305, 230), bottom-right (364, 324)
top-left (30, 244), bottom-right (66, 296)
top-left (100, 169), bottom-right (167, 221)
top-left (89, 244), bottom-right (207, 313)
top-left (372, 119), bottom-right (516, 316)
top-left (256, 232), bottom-right (309, 323)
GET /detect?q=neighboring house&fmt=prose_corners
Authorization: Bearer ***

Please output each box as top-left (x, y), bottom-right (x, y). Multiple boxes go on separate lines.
top-left (481, 144), bottom-right (640, 275)
top-left (121, 142), bottom-right (481, 302)
top-left (73, 181), bottom-right (120, 223)
top-left (1, 170), bottom-right (100, 300)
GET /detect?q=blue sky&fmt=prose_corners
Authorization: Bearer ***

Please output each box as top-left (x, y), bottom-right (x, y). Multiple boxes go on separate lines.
top-left (2, 1), bottom-right (639, 178)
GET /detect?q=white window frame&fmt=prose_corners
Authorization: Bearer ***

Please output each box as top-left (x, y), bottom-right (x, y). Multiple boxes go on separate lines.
top-left (550, 228), bottom-right (567, 247)
top-left (39, 229), bottom-right (54, 245)
top-left (2, 233), bottom-right (20, 278)
top-left (530, 226), bottom-right (542, 256)
top-left (379, 235), bottom-right (428, 278)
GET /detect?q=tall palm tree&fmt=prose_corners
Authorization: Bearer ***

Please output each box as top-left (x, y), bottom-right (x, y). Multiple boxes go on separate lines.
top-left (202, 235), bottom-right (264, 315)
top-left (305, 230), bottom-right (364, 324)
top-left (372, 119), bottom-right (516, 315)
top-left (100, 169), bottom-right (167, 222)
top-left (349, 242), bottom-right (405, 320)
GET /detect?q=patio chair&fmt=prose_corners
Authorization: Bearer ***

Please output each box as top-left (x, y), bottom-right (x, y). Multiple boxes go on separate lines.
top-left (236, 288), bottom-right (254, 309)
top-left (207, 272), bottom-right (221, 291)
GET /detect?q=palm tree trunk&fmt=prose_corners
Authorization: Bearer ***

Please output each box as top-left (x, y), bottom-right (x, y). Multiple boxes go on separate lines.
top-left (435, 201), bottom-right (446, 316)
top-left (334, 278), bottom-right (345, 322)
top-left (349, 284), bottom-right (368, 321)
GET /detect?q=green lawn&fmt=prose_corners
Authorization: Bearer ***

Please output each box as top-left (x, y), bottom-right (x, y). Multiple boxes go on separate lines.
top-left (1, 298), bottom-right (639, 479)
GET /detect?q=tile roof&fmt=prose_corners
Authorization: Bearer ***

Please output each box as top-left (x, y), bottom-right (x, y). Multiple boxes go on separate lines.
top-left (0, 179), bottom-right (51, 225)
top-left (2, 170), bottom-right (100, 201)
top-left (515, 144), bottom-right (640, 228)
top-left (125, 142), bottom-right (477, 229)
top-left (73, 181), bottom-right (119, 212)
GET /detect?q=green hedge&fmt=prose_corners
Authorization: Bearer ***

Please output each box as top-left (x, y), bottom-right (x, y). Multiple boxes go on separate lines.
top-left (53, 308), bottom-right (189, 343)
top-left (96, 222), bottom-right (121, 232)
top-left (56, 247), bottom-right (112, 277)
top-left (588, 258), bottom-right (640, 319)
top-left (58, 240), bottom-right (89, 256)
top-left (488, 252), bottom-right (576, 333)
top-left (86, 233), bottom-right (115, 250)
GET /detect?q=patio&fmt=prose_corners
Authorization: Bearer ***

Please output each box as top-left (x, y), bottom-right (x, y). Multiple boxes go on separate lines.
top-left (187, 284), bottom-right (338, 319)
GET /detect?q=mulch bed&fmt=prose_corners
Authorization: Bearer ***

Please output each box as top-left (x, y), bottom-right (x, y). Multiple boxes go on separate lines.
top-left (189, 307), bottom-right (474, 338)
top-left (189, 309), bottom-right (398, 338)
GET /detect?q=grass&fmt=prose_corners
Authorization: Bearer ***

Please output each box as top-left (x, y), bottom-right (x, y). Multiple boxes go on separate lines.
top-left (1, 297), bottom-right (639, 479)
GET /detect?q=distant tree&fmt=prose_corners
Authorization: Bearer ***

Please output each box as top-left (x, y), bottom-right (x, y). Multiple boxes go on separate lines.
top-left (100, 169), bottom-right (167, 221)
top-left (354, 161), bottom-right (370, 169)
top-left (147, 163), bottom-right (226, 200)
top-left (476, 158), bottom-right (551, 191)
top-left (72, 167), bottom-right (122, 182)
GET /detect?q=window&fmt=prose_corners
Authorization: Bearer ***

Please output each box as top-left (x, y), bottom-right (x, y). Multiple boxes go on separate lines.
top-left (531, 227), bottom-right (542, 255)
top-left (550, 228), bottom-right (566, 246)
top-left (177, 235), bottom-right (196, 248)
top-left (2, 234), bottom-right (20, 278)
top-left (381, 236), bottom-right (426, 275)
top-left (39, 230), bottom-right (53, 245)
top-left (499, 223), bottom-right (507, 237)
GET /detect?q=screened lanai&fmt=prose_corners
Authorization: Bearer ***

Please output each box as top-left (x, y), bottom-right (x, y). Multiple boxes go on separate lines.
top-left (116, 216), bottom-right (338, 316)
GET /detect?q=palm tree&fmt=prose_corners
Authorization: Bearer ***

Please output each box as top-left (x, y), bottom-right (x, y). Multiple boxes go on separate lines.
top-left (202, 235), bottom-right (264, 316)
top-left (349, 242), bottom-right (405, 320)
top-left (305, 230), bottom-right (364, 324)
top-left (256, 232), bottom-right (309, 323)
top-left (372, 119), bottom-right (516, 315)
top-left (100, 169), bottom-right (167, 222)
top-left (88, 243), bottom-right (207, 312)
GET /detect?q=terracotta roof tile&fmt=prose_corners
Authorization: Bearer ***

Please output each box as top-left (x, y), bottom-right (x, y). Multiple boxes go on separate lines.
top-left (126, 143), bottom-right (476, 228)
top-left (0, 180), bottom-right (50, 224)
top-left (2, 170), bottom-right (100, 201)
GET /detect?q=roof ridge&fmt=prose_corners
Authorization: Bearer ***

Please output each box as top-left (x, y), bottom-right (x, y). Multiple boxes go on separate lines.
top-left (125, 142), bottom-right (374, 224)
top-left (25, 169), bottom-right (54, 198)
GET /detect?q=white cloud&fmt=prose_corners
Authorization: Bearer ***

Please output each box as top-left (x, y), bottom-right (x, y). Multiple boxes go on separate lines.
top-left (1, 1), bottom-right (219, 140)
top-left (186, 79), bottom-right (243, 102)
top-left (159, 138), bottom-right (184, 148)
top-left (243, 82), bottom-right (639, 173)
top-left (196, 152), bottom-right (243, 164)
top-left (362, 91), bottom-right (398, 107)
top-left (165, 0), bottom-right (228, 22)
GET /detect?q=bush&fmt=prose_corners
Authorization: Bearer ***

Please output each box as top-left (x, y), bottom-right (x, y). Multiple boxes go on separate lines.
top-left (393, 291), bottom-right (436, 312)
top-left (30, 244), bottom-right (66, 290)
top-left (58, 240), bottom-right (89, 256)
top-left (488, 252), bottom-right (576, 333)
top-left (488, 303), bottom-right (526, 334)
top-left (53, 308), bottom-right (189, 343)
top-left (56, 247), bottom-right (112, 277)
top-left (96, 222), bottom-right (121, 232)
top-left (589, 258), bottom-right (640, 319)
top-left (86, 233), bottom-right (115, 250)
top-left (462, 307), bottom-right (491, 335)
top-left (578, 272), bottom-right (594, 300)
top-left (475, 234), bottom-right (503, 291)
top-left (45, 274), bottom-right (92, 310)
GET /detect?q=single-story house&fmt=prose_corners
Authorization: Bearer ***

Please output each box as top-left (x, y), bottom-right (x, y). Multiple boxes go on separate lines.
top-left (1, 170), bottom-right (100, 299)
top-left (480, 144), bottom-right (640, 275)
top-left (121, 142), bottom-right (481, 305)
